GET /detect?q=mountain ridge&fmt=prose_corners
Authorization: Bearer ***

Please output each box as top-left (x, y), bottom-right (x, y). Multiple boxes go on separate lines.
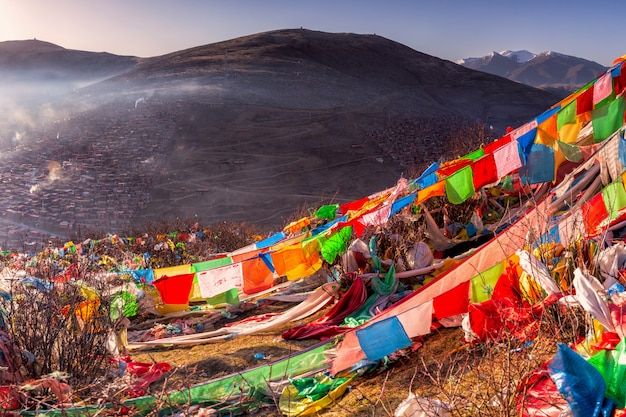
top-left (458, 49), bottom-right (606, 96)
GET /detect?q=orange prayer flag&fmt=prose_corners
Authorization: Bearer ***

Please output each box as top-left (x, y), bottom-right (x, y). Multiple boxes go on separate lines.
top-left (270, 242), bottom-right (322, 281)
top-left (538, 113), bottom-right (558, 142)
top-left (231, 248), bottom-right (261, 264)
top-left (416, 181), bottom-right (445, 205)
top-left (241, 256), bottom-right (274, 295)
top-left (283, 217), bottom-right (311, 235)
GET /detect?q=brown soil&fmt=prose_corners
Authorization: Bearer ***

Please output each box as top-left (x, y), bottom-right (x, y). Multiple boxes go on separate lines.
top-left (128, 293), bottom-right (468, 416)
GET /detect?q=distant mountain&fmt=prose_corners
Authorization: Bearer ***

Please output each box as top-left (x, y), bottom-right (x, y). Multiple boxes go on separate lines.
top-left (0, 29), bottom-right (562, 247)
top-left (0, 39), bottom-right (139, 102)
top-left (458, 50), bottom-right (607, 96)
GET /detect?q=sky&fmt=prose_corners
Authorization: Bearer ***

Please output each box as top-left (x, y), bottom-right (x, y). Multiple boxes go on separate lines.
top-left (0, 0), bottom-right (623, 67)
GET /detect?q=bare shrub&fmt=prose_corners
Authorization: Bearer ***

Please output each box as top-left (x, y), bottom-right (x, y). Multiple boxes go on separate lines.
top-left (2, 266), bottom-right (114, 387)
top-left (411, 299), bottom-right (589, 416)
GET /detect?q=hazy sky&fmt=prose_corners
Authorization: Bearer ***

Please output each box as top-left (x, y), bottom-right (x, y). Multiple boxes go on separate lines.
top-left (0, 0), bottom-right (623, 66)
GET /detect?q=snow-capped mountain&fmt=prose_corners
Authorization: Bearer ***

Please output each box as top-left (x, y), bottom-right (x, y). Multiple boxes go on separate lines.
top-left (499, 50), bottom-right (536, 64)
top-left (457, 50), bottom-right (606, 97)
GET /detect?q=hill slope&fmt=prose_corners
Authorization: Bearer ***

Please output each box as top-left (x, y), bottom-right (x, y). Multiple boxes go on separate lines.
top-left (0, 29), bottom-right (561, 247)
top-left (0, 39), bottom-right (138, 80)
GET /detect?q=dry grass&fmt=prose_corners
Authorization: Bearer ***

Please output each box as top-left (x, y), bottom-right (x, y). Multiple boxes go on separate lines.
top-left (120, 292), bottom-right (586, 416)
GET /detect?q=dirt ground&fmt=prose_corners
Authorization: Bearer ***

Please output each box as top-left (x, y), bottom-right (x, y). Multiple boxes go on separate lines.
top-left (128, 287), bottom-right (468, 416)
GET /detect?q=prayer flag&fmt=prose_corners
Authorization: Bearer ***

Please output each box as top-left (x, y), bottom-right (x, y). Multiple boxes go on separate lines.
top-left (437, 158), bottom-right (473, 178)
top-left (396, 300), bottom-right (433, 338)
top-left (471, 153), bottom-right (498, 190)
top-left (602, 179), bottom-right (626, 221)
top-left (511, 120), bottom-right (538, 158)
top-left (576, 85), bottom-right (594, 116)
top-left (154, 264), bottom-right (192, 280)
top-left (433, 281), bottom-right (470, 319)
top-left (548, 344), bottom-right (608, 417)
top-left (463, 148), bottom-right (485, 161)
top-left (241, 256), bottom-right (274, 295)
top-left (536, 106), bottom-right (560, 125)
top-left (614, 62), bottom-right (626, 96)
top-left (556, 140), bottom-right (583, 163)
top-left (493, 140), bottom-right (522, 178)
top-left (390, 193), bottom-right (416, 217)
top-left (557, 100), bottom-right (577, 130)
top-left (314, 204), bottom-right (338, 221)
top-left (271, 242), bottom-right (322, 280)
top-left (359, 203), bottom-right (391, 228)
top-left (483, 134), bottom-right (512, 154)
top-left (593, 72), bottom-right (613, 106)
top-left (318, 226), bottom-right (353, 264)
top-left (231, 248), bottom-right (262, 264)
top-left (592, 97), bottom-right (625, 142)
top-left (470, 261), bottom-right (504, 303)
top-left (339, 197), bottom-right (369, 216)
top-left (128, 269), bottom-right (154, 284)
top-left (537, 114), bottom-right (558, 143)
top-left (255, 232), bottom-right (286, 250)
top-left (414, 162), bottom-right (439, 189)
top-left (153, 273), bottom-right (195, 305)
top-left (619, 132), bottom-right (626, 167)
top-left (582, 193), bottom-right (609, 237)
top-left (192, 257), bottom-right (233, 272)
top-left (283, 217), bottom-right (311, 235)
top-left (416, 181), bottom-right (445, 205)
top-left (444, 165), bottom-right (474, 204)
top-left (356, 316), bottom-right (411, 361)
top-left (519, 143), bottom-right (555, 185)
top-left (556, 140), bottom-right (583, 162)
top-left (559, 119), bottom-right (583, 145)
top-left (196, 262), bottom-right (243, 299)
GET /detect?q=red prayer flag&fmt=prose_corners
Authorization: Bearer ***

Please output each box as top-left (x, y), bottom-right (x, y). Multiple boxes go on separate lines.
top-left (436, 158), bottom-right (473, 178)
top-left (614, 63), bottom-right (626, 96)
top-left (433, 281), bottom-right (470, 320)
top-left (472, 153), bottom-right (499, 190)
top-left (153, 273), bottom-right (195, 304)
top-left (339, 197), bottom-right (369, 215)
top-left (483, 134), bottom-right (512, 154)
top-left (576, 86), bottom-right (594, 115)
top-left (582, 192), bottom-right (609, 236)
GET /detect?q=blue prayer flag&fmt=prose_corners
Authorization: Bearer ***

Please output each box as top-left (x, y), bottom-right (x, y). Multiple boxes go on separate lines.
top-left (356, 316), bottom-right (412, 361)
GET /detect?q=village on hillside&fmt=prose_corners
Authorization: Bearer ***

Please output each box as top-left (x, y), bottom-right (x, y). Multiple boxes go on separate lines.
top-left (0, 98), bottom-right (176, 249)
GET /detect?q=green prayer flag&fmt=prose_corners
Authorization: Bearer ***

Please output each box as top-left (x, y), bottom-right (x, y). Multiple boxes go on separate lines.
top-left (371, 264), bottom-right (399, 295)
top-left (191, 256), bottom-right (233, 272)
top-left (444, 165), bottom-right (474, 204)
top-left (204, 287), bottom-right (240, 306)
top-left (314, 204), bottom-right (338, 220)
top-left (557, 99), bottom-right (577, 130)
top-left (602, 179), bottom-right (626, 221)
top-left (592, 96), bottom-right (625, 142)
top-left (556, 140), bottom-right (583, 163)
top-left (318, 226), bottom-right (352, 263)
top-left (463, 148), bottom-right (485, 161)
top-left (502, 176), bottom-right (514, 192)
top-left (588, 338), bottom-right (626, 408)
top-left (470, 261), bottom-right (504, 303)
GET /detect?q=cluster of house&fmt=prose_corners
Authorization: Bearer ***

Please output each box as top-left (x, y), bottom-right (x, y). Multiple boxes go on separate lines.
top-left (0, 97), bottom-right (177, 251)
top-left (367, 115), bottom-right (488, 171)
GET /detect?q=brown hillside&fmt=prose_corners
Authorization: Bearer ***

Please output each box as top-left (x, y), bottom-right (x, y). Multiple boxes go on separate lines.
top-left (0, 29), bottom-right (560, 247)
